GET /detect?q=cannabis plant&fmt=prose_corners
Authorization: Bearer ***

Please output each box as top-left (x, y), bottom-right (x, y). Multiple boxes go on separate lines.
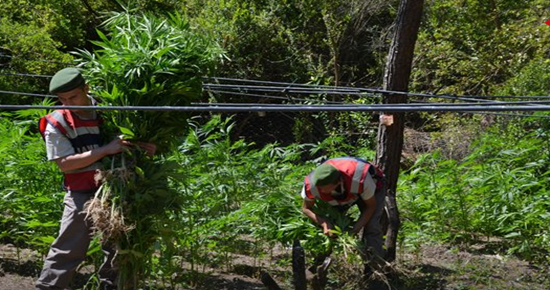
top-left (76, 10), bottom-right (224, 289)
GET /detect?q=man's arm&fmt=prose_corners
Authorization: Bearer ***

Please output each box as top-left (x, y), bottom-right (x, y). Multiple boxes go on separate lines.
top-left (54, 138), bottom-right (130, 172)
top-left (302, 199), bottom-right (335, 237)
top-left (351, 197), bottom-right (376, 235)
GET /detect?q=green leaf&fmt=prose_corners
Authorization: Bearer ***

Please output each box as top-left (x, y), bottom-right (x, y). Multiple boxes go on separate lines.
top-left (504, 232), bottom-right (521, 239)
top-left (118, 126), bottom-right (135, 138)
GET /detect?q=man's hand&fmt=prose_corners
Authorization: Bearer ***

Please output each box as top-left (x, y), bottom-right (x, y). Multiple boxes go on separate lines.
top-left (321, 221), bottom-right (335, 238)
top-left (302, 200), bottom-right (338, 238)
top-left (103, 137), bottom-right (131, 155)
top-left (135, 141), bottom-right (157, 157)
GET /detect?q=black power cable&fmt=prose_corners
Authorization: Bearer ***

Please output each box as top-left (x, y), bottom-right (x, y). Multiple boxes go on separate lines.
top-left (2, 104), bottom-right (550, 112)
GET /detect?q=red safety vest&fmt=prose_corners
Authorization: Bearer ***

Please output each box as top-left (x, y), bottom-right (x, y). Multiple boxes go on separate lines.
top-left (303, 158), bottom-right (384, 206)
top-left (39, 109), bottom-right (104, 192)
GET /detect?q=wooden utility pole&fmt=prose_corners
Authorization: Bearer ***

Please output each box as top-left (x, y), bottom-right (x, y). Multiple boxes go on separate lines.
top-left (376, 0), bottom-right (424, 262)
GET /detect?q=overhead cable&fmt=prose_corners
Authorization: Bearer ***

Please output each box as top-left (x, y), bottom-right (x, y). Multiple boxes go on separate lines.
top-left (203, 83), bottom-right (522, 104)
top-left (207, 89), bottom-right (345, 104)
top-left (460, 111), bottom-right (550, 119)
top-left (206, 76), bottom-right (361, 90)
top-left (3, 88), bottom-right (550, 107)
top-left (203, 83), bottom-right (372, 96)
top-left (201, 100), bottom-right (550, 107)
top-left (2, 104), bottom-right (550, 112)
top-left (2, 69), bottom-right (550, 102)
top-left (206, 77), bottom-right (550, 101)
top-left (3, 87), bottom-right (550, 107)
top-left (203, 83), bottom-right (501, 103)
top-left (0, 71), bottom-right (527, 102)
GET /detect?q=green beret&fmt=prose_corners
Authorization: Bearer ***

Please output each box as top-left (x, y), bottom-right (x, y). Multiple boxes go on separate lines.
top-left (311, 163), bottom-right (341, 186)
top-left (49, 67), bottom-right (85, 94)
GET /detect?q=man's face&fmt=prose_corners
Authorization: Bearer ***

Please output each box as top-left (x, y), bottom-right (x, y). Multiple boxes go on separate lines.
top-left (318, 182), bottom-right (340, 195)
top-left (56, 85), bottom-right (90, 114)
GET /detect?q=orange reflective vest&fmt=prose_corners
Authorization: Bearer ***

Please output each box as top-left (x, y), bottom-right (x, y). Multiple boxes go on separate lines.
top-left (303, 157), bottom-right (384, 206)
top-left (39, 109), bottom-right (103, 192)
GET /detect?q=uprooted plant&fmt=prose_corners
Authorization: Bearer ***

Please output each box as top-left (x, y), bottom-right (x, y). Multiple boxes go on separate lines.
top-left (76, 8), bottom-right (224, 289)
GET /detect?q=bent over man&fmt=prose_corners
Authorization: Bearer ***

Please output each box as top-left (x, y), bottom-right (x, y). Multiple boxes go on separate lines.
top-left (301, 157), bottom-right (386, 259)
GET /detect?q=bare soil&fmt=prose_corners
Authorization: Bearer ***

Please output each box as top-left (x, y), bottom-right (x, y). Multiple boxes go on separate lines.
top-left (1, 242), bottom-right (548, 290)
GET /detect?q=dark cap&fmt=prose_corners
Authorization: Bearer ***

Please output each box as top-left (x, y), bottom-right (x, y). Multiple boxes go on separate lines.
top-left (311, 163), bottom-right (341, 186)
top-left (49, 67), bottom-right (85, 94)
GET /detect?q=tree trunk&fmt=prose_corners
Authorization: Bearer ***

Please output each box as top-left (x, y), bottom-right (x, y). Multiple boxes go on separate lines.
top-left (375, 0), bottom-right (424, 262)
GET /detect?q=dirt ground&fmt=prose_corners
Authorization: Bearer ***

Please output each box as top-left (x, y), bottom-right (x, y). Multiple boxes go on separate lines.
top-left (1, 242), bottom-right (549, 290)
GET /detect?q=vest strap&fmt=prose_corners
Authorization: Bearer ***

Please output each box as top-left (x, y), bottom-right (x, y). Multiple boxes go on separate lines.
top-left (350, 162), bottom-right (365, 194)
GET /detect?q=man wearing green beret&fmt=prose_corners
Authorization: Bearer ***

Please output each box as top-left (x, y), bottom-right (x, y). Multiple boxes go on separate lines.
top-left (301, 157), bottom-right (386, 259)
top-left (35, 68), bottom-right (156, 290)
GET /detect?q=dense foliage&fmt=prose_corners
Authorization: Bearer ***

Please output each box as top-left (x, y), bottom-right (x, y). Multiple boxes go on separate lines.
top-left (399, 124), bottom-right (550, 261)
top-left (0, 112), bottom-right (62, 252)
top-left (1, 0), bottom-right (550, 288)
top-left (2, 111), bottom-right (549, 287)
top-left (412, 0), bottom-right (550, 95)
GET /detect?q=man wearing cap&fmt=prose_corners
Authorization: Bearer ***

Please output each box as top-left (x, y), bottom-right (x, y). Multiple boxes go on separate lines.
top-left (35, 68), bottom-right (155, 290)
top-left (301, 157), bottom-right (386, 259)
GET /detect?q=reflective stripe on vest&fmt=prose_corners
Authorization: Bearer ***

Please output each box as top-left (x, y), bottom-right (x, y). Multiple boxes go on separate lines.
top-left (46, 110), bottom-right (71, 136)
top-left (350, 162), bottom-right (365, 194)
top-left (363, 169), bottom-right (377, 197)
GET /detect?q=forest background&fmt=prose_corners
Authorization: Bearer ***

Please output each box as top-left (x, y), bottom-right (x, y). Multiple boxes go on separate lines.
top-left (1, 0), bottom-right (550, 289)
